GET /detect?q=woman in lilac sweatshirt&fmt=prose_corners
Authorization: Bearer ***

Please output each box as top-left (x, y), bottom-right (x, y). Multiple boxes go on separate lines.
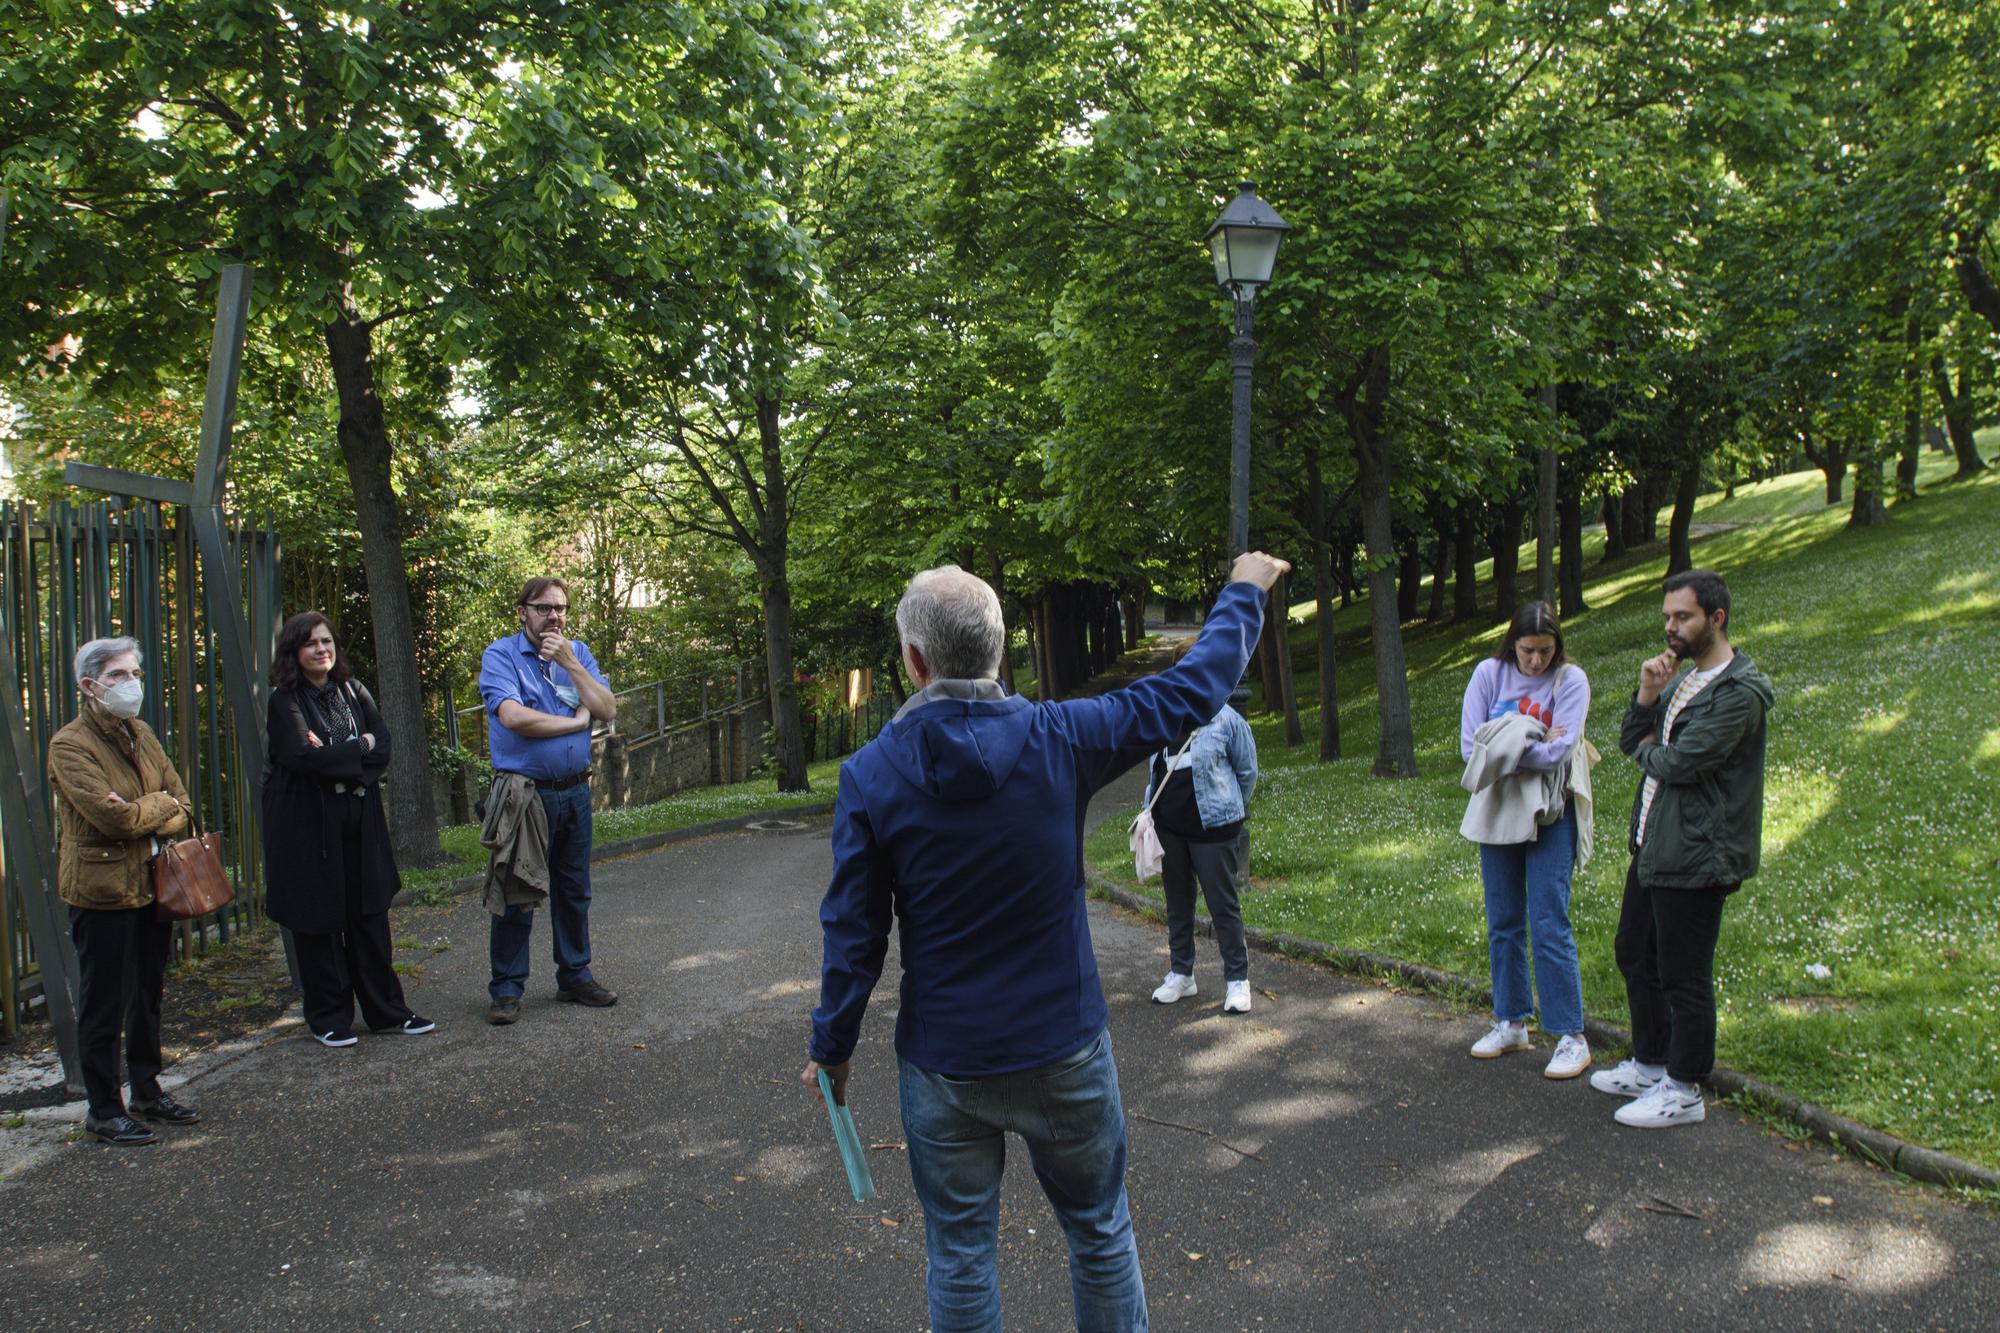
top-left (1458, 602), bottom-right (1593, 1079)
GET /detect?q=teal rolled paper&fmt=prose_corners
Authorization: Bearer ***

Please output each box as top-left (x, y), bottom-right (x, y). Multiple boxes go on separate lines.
top-left (818, 1068), bottom-right (878, 1202)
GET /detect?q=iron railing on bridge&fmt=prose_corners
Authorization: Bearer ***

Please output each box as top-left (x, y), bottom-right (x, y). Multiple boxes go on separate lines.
top-left (1, 499), bottom-right (280, 1036)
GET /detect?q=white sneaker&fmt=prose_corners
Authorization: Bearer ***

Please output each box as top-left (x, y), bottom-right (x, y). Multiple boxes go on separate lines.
top-left (1543, 1034), bottom-right (1591, 1080)
top-left (1151, 973), bottom-right (1197, 1004)
top-left (1223, 981), bottom-right (1252, 1014)
top-left (1613, 1077), bottom-right (1706, 1129)
top-left (1470, 1020), bottom-right (1531, 1059)
top-left (1589, 1058), bottom-right (1665, 1098)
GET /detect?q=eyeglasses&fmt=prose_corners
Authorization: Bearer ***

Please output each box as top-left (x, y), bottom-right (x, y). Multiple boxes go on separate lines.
top-left (524, 602), bottom-right (569, 616)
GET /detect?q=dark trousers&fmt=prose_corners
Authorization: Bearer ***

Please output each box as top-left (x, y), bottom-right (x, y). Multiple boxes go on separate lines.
top-left (1613, 857), bottom-right (1732, 1084)
top-left (1160, 828), bottom-right (1250, 983)
top-left (490, 782), bottom-right (595, 999)
top-left (295, 796), bottom-right (411, 1035)
top-left (68, 904), bottom-right (171, 1118)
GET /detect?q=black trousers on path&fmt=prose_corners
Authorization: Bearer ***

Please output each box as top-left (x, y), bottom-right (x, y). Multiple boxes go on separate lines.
top-left (293, 795), bottom-right (412, 1036)
top-left (1613, 857), bottom-right (1734, 1085)
top-left (67, 903), bottom-right (171, 1118)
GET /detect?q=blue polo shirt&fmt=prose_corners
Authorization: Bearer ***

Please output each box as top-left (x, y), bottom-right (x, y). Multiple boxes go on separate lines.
top-left (478, 632), bottom-right (610, 780)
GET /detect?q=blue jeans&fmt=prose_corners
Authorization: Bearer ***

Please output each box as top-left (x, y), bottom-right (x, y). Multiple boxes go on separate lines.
top-left (489, 782), bottom-right (595, 999)
top-left (1478, 803), bottom-right (1584, 1036)
top-left (898, 1030), bottom-right (1148, 1333)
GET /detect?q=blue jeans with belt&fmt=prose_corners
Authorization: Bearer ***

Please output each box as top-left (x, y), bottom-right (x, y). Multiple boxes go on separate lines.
top-left (898, 1030), bottom-right (1148, 1332)
top-left (1477, 803), bottom-right (1585, 1035)
top-left (489, 781), bottom-right (595, 998)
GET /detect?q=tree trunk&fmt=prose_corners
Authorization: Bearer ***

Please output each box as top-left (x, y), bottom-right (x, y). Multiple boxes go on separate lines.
top-left (1955, 231), bottom-right (2000, 336)
top-left (1123, 593), bottom-right (1144, 649)
top-left (1619, 484), bottom-right (1647, 550)
top-left (1557, 480), bottom-right (1587, 617)
top-left (1265, 577), bottom-right (1303, 746)
top-left (1933, 352), bottom-right (1987, 478)
top-left (1308, 449), bottom-right (1340, 762)
top-left (1487, 498), bottom-right (1522, 617)
top-left (1896, 315), bottom-right (1922, 502)
top-left (1396, 533), bottom-right (1422, 622)
top-left (1425, 514), bottom-right (1451, 622)
top-left (1666, 462), bottom-right (1701, 576)
top-left (1349, 346), bottom-right (1418, 779)
top-left (324, 305), bottom-right (443, 867)
top-left (1801, 424), bottom-right (1847, 504)
top-left (1600, 495), bottom-right (1626, 562)
top-left (1535, 439), bottom-right (1557, 606)
top-left (1640, 472), bottom-right (1670, 543)
top-left (1453, 507), bottom-right (1481, 619)
top-left (1256, 595), bottom-right (1285, 714)
top-left (1849, 458), bottom-right (1890, 528)
top-left (754, 394), bottom-right (809, 792)
top-left (989, 554), bottom-right (1014, 694)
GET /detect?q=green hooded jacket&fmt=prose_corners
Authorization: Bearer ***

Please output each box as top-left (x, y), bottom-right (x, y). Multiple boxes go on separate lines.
top-left (1619, 652), bottom-right (1776, 889)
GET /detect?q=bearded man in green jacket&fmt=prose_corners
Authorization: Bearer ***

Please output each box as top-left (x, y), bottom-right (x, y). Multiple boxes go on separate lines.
top-left (1593, 568), bottom-right (1775, 1129)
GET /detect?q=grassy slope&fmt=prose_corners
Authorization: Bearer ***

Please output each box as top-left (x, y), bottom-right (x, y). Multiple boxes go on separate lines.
top-left (1090, 448), bottom-right (2000, 1167)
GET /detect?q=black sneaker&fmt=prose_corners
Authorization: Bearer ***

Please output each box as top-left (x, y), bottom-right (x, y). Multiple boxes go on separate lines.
top-left (556, 980), bottom-right (618, 1008)
top-left (84, 1113), bottom-right (158, 1146)
top-left (129, 1093), bottom-right (201, 1126)
top-left (486, 997), bottom-right (521, 1025)
top-left (312, 1029), bottom-right (359, 1048)
top-left (380, 1014), bottom-right (436, 1035)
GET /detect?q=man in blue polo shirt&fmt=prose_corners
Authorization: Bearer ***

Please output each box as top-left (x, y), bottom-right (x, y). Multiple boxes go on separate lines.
top-left (804, 550), bottom-right (1287, 1333)
top-left (478, 576), bottom-right (620, 1025)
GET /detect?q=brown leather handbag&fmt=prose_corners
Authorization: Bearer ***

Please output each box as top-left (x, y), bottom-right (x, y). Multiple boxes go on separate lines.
top-left (152, 813), bottom-right (235, 922)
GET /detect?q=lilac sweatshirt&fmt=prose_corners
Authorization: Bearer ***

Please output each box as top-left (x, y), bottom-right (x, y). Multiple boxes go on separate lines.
top-left (1459, 657), bottom-right (1592, 771)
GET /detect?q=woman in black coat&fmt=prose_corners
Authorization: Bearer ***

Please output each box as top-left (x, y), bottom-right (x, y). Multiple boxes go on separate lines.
top-left (263, 611), bottom-right (433, 1047)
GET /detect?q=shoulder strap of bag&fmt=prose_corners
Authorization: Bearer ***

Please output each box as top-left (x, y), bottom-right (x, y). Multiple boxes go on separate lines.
top-left (1140, 733), bottom-right (1197, 817)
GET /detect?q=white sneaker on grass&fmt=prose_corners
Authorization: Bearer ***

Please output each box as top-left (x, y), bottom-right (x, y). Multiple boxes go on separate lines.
top-left (1470, 1020), bottom-right (1531, 1059)
top-left (1613, 1077), bottom-right (1706, 1128)
top-left (1151, 973), bottom-right (1197, 1004)
top-left (1543, 1034), bottom-right (1591, 1080)
top-left (1589, 1058), bottom-right (1665, 1098)
top-left (1223, 980), bottom-right (1252, 1014)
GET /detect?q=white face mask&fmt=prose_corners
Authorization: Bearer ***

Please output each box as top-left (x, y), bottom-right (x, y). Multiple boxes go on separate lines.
top-left (90, 679), bottom-right (144, 720)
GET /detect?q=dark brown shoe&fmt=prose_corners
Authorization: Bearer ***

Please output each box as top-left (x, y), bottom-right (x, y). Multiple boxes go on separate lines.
top-left (486, 996), bottom-right (521, 1025)
top-left (556, 980), bottom-right (617, 1008)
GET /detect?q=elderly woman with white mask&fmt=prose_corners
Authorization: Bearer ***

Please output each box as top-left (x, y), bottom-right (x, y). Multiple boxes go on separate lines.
top-left (46, 636), bottom-right (203, 1145)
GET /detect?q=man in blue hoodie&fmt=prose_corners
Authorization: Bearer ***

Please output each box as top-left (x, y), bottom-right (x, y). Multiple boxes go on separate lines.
top-left (803, 552), bottom-right (1287, 1333)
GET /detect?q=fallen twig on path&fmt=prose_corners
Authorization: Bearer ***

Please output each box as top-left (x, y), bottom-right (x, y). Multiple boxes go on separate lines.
top-left (1640, 1196), bottom-right (1706, 1220)
top-left (1131, 1110), bottom-right (1265, 1161)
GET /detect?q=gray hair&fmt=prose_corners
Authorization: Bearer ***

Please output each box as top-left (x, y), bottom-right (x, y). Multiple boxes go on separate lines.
top-left (75, 636), bottom-right (142, 685)
top-left (895, 566), bottom-right (1005, 680)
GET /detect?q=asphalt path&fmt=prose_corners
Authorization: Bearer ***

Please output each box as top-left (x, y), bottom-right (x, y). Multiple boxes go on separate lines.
top-left (2, 772), bottom-right (1995, 1331)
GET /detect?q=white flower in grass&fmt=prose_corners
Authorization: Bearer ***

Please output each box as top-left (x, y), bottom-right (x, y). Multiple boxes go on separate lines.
top-left (1805, 963), bottom-right (1833, 982)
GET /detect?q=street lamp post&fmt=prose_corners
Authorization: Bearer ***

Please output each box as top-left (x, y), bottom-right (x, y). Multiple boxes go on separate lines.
top-left (1204, 181), bottom-right (1290, 557)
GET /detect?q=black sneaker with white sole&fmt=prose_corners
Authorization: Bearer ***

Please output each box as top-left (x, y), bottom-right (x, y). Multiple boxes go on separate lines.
top-left (375, 1014), bottom-right (435, 1035)
top-left (312, 1029), bottom-right (360, 1048)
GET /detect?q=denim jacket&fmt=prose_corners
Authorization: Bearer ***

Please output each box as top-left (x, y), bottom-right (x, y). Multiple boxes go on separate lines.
top-left (1142, 706), bottom-right (1259, 828)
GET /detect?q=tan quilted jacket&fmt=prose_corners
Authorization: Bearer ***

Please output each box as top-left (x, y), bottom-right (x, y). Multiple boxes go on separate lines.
top-left (46, 705), bottom-right (191, 910)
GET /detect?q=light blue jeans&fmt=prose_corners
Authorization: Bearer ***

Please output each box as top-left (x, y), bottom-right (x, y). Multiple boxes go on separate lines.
top-left (1478, 803), bottom-right (1585, 1036)
top-left (898, 1030), bottom-right (1149, 1332)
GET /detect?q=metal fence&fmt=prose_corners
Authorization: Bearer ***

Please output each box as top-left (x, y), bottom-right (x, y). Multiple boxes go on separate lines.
top-left (443, 658), bottom-right (767, 757)
top-left (1, 499), bottom-right (281, 1036)
top-left (804, 693), bottom-right (897, 764)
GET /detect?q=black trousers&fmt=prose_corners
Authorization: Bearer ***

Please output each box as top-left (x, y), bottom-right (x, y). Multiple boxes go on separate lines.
top-left (293, 796), bottom-right (411, 1035)
top-left (68, 903), bottom-right (171, 1118)
top-left (1613, 857), bottom-right (1733, 1084)
top-left (1160, 828), bottom-right (1251, 982)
